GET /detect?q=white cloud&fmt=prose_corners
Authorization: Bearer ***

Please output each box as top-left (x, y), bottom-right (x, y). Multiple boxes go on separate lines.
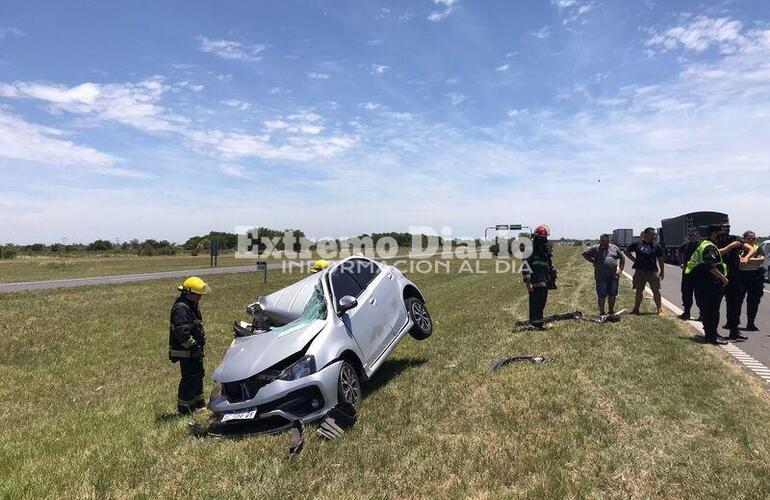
top-left (495, 63), bottom-right (510, 72)
top-left (220, 164), bottom-right (248, 178)
top-left (0, 110), bottom-right (115, 167)
top-left (0, 26), bottom-right (25, 38)
top-left (196, 36), bottom-right (265, 62)
top-left (216, 74), bottom-right (233, 82)
top-left (370, 64), bottom-right (389, 75)
top-left (221, 99), bottom-right (250, 111)
top-left (532, 27), bottom-right (550, 39)
top-left (447, 93), bottom-right (467, 106)
top-left (551, 0), bottom-right (594, 24)
top-left (428, 0), bottom-right (459, 22)
top-left (306, 72), bottom-right (331, 80)
top-left (177, 81), bottom-right (204, 92)
top-left (646, 15), bottom-right (749, 55)
top-left (0, 78), bottom-right (187, 132)
top-left (360, 102), bottom-right (382, 111)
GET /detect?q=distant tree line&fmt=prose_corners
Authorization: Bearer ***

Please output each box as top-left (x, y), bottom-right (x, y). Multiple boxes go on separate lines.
top-left (0, 229), bottom-right (653, 260)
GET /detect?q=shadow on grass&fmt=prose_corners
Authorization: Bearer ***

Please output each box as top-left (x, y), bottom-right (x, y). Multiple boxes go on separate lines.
top-left (362, 357), bottom-right (428, 400)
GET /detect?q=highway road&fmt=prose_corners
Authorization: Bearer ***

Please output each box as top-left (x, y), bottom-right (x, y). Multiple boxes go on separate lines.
top-left (625, 262), bottom-right (770, 377)
top-left (0, 261), bottom-right (289, 293)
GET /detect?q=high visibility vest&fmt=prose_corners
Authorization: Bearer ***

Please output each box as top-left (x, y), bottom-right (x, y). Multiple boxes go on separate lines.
top-left (685, 240), bottom-right (727, 276)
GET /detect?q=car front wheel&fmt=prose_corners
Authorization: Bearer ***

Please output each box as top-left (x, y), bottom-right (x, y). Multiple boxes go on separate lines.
top-left (337, 361), bottom-right (361, 411)
top-left (406, 297), bottom-right (433, 340)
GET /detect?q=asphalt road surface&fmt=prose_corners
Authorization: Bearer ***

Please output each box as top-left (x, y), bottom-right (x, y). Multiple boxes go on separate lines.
top-left (625, 262), bottom-right (770, 370)
top-left (0, 262), bottom-right (290, 293)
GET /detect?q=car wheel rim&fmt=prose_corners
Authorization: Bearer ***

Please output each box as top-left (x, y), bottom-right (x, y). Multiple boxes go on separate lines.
top-left (411, 302), bottom-right (431, 331)
top-left (340, 364), bottom-right (360, 407)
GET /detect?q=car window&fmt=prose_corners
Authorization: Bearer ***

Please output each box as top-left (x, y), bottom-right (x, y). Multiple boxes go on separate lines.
top-left (343, 258), bottom-right (381, 289)
top-left (330, 267), bottom-right (363, 300)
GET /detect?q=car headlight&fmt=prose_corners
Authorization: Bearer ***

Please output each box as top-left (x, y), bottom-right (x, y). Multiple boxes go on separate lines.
top-left (279, 355), bottom-right (317, 381)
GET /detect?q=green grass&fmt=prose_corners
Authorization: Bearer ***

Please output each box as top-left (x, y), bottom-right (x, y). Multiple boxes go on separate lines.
top-left (1, 247), bottom-right (769, 498)
top-left (0, 253), bottom-right (274, 284)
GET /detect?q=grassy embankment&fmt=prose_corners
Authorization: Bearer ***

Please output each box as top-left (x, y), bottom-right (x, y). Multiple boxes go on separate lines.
top-left (1, 247), bottom-right (769, 498)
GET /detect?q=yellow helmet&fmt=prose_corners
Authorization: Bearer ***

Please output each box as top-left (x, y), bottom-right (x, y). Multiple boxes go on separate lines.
top-left (177, 276), bottom-right (211, 295)
top-left (310, 259), bottom-right (331, 273)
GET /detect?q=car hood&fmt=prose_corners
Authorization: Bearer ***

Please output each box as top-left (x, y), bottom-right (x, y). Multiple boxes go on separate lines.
top-left (212, 319), bottom-right (326, 383)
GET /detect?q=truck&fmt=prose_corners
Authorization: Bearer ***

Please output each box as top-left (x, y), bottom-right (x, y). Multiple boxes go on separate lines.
top-left (611, 229), bottom-right (633, 248)
top-left (659, 211), bottom-right (729, 264)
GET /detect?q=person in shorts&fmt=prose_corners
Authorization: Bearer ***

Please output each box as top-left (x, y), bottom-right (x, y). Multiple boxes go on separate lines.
top-left (624, 227), bottom-right (665, 315)
top-left (582, 234), bottom-right (625, 316)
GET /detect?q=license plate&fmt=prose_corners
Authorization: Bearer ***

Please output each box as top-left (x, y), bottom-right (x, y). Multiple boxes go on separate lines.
top-left (221, 409), bottom-right (257, 422)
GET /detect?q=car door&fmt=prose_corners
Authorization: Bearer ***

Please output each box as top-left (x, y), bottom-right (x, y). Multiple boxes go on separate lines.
top-left (330, 265), bottom-right (383, 366)
top-left (345, 259), bottom-right (397, 359)
top-left (362, 261), bottom-right (406, 343)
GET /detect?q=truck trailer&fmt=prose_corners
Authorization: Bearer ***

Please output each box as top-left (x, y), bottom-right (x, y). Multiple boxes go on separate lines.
top-left (611, 228), bottom-right (633, 248)
top-left (660, 211), bottom-right (729, 264)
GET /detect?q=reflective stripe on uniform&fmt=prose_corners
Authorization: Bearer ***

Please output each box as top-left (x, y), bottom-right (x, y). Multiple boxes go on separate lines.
top-left (169, 349), bottom-right (191, 358)
top-left (180, 337), bottom-right (196, 349)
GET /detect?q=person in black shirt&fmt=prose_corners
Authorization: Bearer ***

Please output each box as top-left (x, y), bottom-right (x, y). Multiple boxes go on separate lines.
top-left (691, 225), bottom-right (729, 345)
top-left (717, 224), bottom-right (754, 340)
top-left (678, 230), bottom-right (701, 320)
top-left (523, 225), bottom-right (555, 329)
top-left (624, 227), bottom-right (665, 315)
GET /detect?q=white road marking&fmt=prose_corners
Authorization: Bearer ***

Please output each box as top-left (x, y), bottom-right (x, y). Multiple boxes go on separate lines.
top-left (621, 271), bottom-right (770, 386)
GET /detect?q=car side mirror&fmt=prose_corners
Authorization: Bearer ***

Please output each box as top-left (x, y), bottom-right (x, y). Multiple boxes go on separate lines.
top-left (338, 295), bottom-right (358, 315)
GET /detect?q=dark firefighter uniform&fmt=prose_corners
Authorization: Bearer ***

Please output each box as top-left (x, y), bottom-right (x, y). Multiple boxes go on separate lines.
top-left (686, 238), bottom-right (727, 344)
top-left (169, 295), bottom-right (206, 414)
top-left (523, 230), bottom-right (555, 327)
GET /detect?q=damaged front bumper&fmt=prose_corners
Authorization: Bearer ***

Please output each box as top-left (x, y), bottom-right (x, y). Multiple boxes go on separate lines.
top-left (208, 360), bottom-right (342, 436)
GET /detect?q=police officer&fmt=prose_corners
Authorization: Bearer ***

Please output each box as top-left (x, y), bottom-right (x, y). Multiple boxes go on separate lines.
top-left (685, 225), bottom-right (728, 345)
top-left (739, 230), bottom-right (765, 331)
top-left (717, 224), bottom-right (753, 340)
top-left (169, 276), bottom-right (210, 414)
top-left (678, 230), bottom-right (701, 320)
top-left (523, 225), bottom-right (555, 329)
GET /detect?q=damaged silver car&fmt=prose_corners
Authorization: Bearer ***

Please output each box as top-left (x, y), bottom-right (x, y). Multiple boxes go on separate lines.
top-left (207, 256), bottom-right (432, 435)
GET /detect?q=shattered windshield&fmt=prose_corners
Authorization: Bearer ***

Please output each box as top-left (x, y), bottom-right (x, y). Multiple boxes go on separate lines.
top-left (270, 284), bottom-right (328, 337)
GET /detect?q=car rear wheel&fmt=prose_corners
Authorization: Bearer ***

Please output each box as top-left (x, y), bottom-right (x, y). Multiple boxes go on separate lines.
top-left (406, 297), bottom-right (433, 340)
top-left (337, 361), bottom-right (361, 411)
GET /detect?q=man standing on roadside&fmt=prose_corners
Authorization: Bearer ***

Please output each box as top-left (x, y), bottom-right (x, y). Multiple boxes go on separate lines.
top-left (169, 276), bottom-right (210, 415)
top-left (582, 234), bottom-right (625, 316)
top-left (624, 227), bottom-right (665, 315)
top-left (717, 224), bottom-right (753, 340)
top-left (686, 225), bottom-right (729, 345)
top-left (739, 230), bottom-right (765, 332)
top-left (678, 230), bottom-right (701, 320)
top-left (523, 225), bottom-right (554, 329)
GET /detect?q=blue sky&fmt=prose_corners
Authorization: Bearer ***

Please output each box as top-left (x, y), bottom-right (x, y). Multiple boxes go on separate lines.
top-left (1, 0), bottom-right (769, 244)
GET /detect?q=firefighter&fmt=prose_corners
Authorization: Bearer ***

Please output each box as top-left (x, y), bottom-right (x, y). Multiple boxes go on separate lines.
top-left (685, 225), bottom-right (728, 345)
top-left (739, 230), bottom-right (765, 331)
top-left (168, 276), bottom-right (210, 415)
top-left (523, 225), bottom-right (555, 329)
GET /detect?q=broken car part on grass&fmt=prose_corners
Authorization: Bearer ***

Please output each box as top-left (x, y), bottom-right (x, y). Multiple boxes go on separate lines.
top-left (490, 356), bottom-right (549, 371)
top-left (205, 256), bottom-right (433, 438)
